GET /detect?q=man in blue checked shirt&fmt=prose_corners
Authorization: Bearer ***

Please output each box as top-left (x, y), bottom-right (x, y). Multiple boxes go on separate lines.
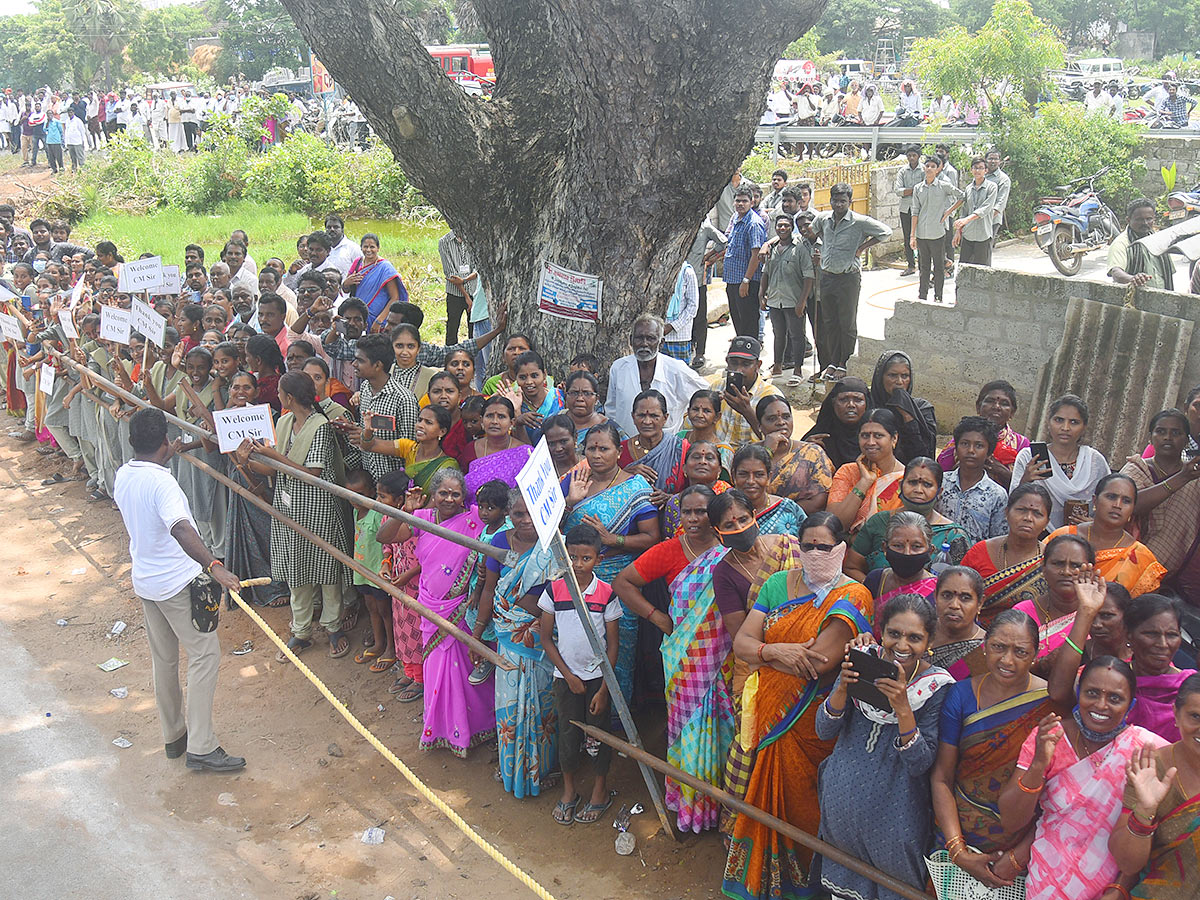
top-left (723, 185), bottom-right (767, 339)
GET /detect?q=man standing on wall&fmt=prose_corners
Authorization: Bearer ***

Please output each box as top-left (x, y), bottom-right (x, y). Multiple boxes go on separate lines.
top-left (910, 156), bottom-right (963, 305)
top-left (722, 185), bottom-right (767, 339)
top-left (894, 145), bottom-right (923, 276)
top-left (953, 157), bottom-right (999, 267)
top-left (985, 149), bottom-right (1011, 244)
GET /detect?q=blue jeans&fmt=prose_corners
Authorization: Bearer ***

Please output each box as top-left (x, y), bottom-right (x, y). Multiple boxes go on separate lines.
top-left (471, 317), bottom-right (490, 390)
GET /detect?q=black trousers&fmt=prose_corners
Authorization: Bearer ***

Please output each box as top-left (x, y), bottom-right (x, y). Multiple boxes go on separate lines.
top-left (726, 280), bottom-right (760, 338)
top-left (183, 121), bottom-right (198, 150)
top-left (445, 292), bottom-right (469, 345)
top-left (768, 305), bottom-right (807, 372)
top-left (9, 124), bottom-right (19, 153)
top-left (691, 276), bottom-right (708, 358)
top-left (816, 270), bottom-right (860, 369)
top-left (943, 218), bottom-right (956, 264)
top-left (45, 143), bottom-right (63, 173)
top-left (917, 236), bottom-right (946, 301)
top-left (959, 237), bottom-right (993, 267)
top-left (899, 211), bottom-right (915, 269)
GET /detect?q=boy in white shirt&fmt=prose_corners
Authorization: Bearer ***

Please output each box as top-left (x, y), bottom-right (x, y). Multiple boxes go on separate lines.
top-left (538, 523), bottom-right (621, 826)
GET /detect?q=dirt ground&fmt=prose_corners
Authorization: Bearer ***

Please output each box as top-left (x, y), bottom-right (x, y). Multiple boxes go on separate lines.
top-left (0, 432), bottom-right (735, 900)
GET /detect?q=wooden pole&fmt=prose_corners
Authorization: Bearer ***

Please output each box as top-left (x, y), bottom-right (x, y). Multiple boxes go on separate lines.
top-left (573, 721), bottom-right (938, 900)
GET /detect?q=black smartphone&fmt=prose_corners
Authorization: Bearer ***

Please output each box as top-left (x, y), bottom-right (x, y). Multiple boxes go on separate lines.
top-left (726, 370), bottom-right (746, 392)
top-left (845, 647), bottom-right (900, 712)
top-left (1030, 442), bottom-right (1051, 467)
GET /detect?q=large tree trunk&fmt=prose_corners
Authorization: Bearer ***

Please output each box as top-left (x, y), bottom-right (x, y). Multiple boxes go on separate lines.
top-left (279, 0), bottom-right (824, 369)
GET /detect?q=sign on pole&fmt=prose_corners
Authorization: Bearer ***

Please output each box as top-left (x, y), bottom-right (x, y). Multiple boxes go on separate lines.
top-left (515, 437), bottom-right (566, 549)
top-left (57, 309), bottom-right (78, 340)
top-left (38, 362), bottom-right (55, 396)
top-left (0, 312), bottom-right (23, 342)
top-left (117, 256), bottom-right (164, 293)
top-left (154, 264), bottom-right (182, 296)
top-left (212, 404), bottom-right (277, 454)
top-left (311, 56), bottom-right (336, 94)
top-left (131, 298), bottom-right (167, 347)
top-left (99, 306), bottom-right (131, 344)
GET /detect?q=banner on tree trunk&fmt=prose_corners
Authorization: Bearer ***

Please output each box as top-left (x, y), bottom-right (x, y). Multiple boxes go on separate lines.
top-left (537, 262), bottom-right (601, 322)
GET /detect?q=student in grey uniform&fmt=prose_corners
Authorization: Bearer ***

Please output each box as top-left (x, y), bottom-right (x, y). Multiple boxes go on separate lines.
top-left (910, 157), bottom-right (964, 305)
top-left (952, 157), bottom-right (1000, 267)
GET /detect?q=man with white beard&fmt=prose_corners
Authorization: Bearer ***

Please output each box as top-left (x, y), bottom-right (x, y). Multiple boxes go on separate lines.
top-left (604, 314), bottom-right (708, 436)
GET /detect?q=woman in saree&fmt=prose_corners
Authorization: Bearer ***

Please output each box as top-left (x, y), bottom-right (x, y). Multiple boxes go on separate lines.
top-left (542, 414), bottom-right (579, 478)
top-left (802, 375), bottom-right (871, 470)
top-left (1013, 533), bottom-right (1096, 674)
top-left (1049, 474), bottom-right (1166, 598)
top-left (720, 511), bottom-right (873, 900)
top-left (826, 408), bottom-right (906, 534)
top-left (999, 657), bottom-right (1166, 900)
top-left (1122, 409), bottom-right (1200, 607)
top-left (938, 380), bottom-right (1031, 488)
top-left (757, 394), bottom-right (832, 515)
top-left (384, 468), bottom-right (494, 757)
top-left (562, 421), bottom-right (660, 703)
top-left (614, 485), bottom-right (732, 832)
top-left (930, 565), bottom-right (988, 681)
top-left (513, 350), bottom-right (565, 444)
top-left (845, 457), bottom-right (970, 578)
top-left (961, 483), bottom-right (1053, 625)
top-left (1110, 675), bottom-right (1200, 899)
top-left (620, 389), bottom-right (688, 507)
top-left (862, 511), bottom-right (938, 627)
top-left (1124, 594), bottom-right (1197, 742)
top-left (869, 350), bottom-right (938, 463)
top-left (476, 493), bottom-right (558, 797)
top-left (930, 610), bottom-right (1058, 886)
top-left (222, 372), bottom-right (289, 607)
top-left (343, 232), bottom-right (405, 327)
top-left (680, 388), bottom-right (734, 474)
top-left (462, 395), bottom-right (532, 497)
top-left (660, 441), bottom-right (730, 537)
top-left (359, 404), bottom-right (459, 494)
top-left (563, 369), bottom-right (615, 451)
top-left (732, 443), bottom-right (806, 536)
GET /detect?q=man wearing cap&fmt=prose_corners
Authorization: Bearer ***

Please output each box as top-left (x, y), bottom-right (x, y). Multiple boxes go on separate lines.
top-left (606, 314), bottom-right (708, 436)
top-left (710, 336), bottom-right (776, 448)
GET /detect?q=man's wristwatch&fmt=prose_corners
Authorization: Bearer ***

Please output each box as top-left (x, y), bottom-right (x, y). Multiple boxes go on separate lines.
top-left (742, 278), bottom-right (750, 284)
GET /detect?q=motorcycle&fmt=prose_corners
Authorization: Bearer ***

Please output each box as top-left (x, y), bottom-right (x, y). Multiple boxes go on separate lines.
top-left (1032, 166), bottom-right (1121, 276)
top-left (1167, 182), bottom-right (1200, 223)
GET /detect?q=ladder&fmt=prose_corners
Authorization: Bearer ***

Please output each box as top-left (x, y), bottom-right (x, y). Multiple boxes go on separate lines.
top-left (874, 39), bottom-right (896, 74)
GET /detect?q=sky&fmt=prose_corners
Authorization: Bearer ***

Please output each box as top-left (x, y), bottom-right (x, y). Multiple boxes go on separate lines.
top-left (0, 0), bottom-right (35, 12)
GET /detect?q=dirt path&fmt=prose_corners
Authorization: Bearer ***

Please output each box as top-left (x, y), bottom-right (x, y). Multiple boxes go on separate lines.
top-left (0, 436), bottom-right (728, 900)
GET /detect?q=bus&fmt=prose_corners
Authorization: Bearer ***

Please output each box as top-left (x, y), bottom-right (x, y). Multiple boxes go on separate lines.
top-left (425, 44), bottom-right (495, 79)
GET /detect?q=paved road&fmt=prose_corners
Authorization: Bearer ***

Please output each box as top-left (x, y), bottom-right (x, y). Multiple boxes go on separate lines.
top-left (0, 620), bottom-right (268, 900)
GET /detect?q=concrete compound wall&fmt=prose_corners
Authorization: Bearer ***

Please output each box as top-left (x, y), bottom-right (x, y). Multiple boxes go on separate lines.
top-left (1141, 134), bottom-right (1200, 197)
top-left (850, 265), bottom-right (1200, 437)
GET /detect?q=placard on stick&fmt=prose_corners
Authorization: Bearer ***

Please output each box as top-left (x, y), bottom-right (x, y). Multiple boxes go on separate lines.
top-left (212, 404), bottom-right (276, 454)
top-left (99, 306), bottom-right (131, 344)
top-left (117, 256), bottom-right (164, 293)
top-left (38, 362), bottom-right (55, 396)
top-left (0, 312), bottom-right (22, 342)
top-left (515, 437), bottom-right (566, 549)
top-left (57, 309), bottom-right (78, 340)
top-left (154, 265), bottom-right (181, 296)
top-left (131, 298), bottom-right (167, 347)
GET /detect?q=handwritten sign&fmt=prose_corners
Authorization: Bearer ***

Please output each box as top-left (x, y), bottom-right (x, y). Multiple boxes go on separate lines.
top-left (131, 298), bottom-right (167, 347)
top-left (153, 264), bottom-right (181, 296)
top-left (212, 403), bottom-right (276, 454)
top-left (99, 306), bottom-right (131, 344)
top-left (57, 309), bottom-right (78, 340)
top-left (117, 256), bottom-right (164, 293)
top-left (515, 437), bottom-right (566, 549)
top-left (537, 261), bottom-right (602, 322)
top-left (38, 362), bottom-right (55, 396)
top-left (0, 312), bottom-right (22, 342)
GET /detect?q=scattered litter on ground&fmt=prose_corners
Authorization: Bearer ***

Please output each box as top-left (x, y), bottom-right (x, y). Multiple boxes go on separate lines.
top-left (361, 827), bottom-right (385, 845)
top-left (97, 657), bottom-right (128, 672)
top-left (232, 640), bottom-right (254, 655)
top-left (109, 686), bottom-right (128, 699)
top-left (109, 621), bottom-right (127, 637)
top-left (327, 742), bottom-right (343, 758)
top-left (217, 792), bottom-right (237, 806)
top-left (55, 618), bottom-right (68, 626)
top-left (112, 737), bottom-right (132, 748)
top-left (287, 813), bottom-right (310, 829)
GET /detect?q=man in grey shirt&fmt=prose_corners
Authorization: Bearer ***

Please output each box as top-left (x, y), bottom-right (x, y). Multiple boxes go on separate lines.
top-left (985, 149), bottom-right (1011, 244)
top-left (760, 213), bottom-right (815, 379)
top-left (812, 184), bottom-right (892, 377)
top-left (953, 157), bottom-right (999, 266)
top-left (437, 230), bottom-right (474, 345)
top-left (894, 145), bottom-right (923, 275)
top-left (911, 157), bottom-right (964, 304)
top-left (687, 218), bottom-right (728, 368)
top-left (936, 144), bottom-right (959, 276)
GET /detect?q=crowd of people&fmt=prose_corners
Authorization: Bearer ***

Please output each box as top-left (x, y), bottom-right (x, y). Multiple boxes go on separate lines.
top-left (3, 202), bottom-right (1198, 900)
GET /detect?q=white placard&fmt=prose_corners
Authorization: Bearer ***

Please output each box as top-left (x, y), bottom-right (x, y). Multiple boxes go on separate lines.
top-left (0, 283), bottom-right (18, 303)
top-left (117, 256), bottom-right (164, 293)
top-left (536, 261), bottom-right (602, 322)
top-left (69, 277), bottom-right (85, 308)
top-left (153, 264), bottom-right (181, 296)
top-left (0, 312), bottom-right (22, 341)
top-left (57, 309), bottom-right (78, 340)
top-left (515, 437), bottom-right (566, 550)
top-left (99, 306), bottom-right (131, 344)
top-left (38, 362), bottom-right (55, 395)
top-left (212, 403), bottom-right (276, 454)
top-left (131, 298), bottom-right (167, 347)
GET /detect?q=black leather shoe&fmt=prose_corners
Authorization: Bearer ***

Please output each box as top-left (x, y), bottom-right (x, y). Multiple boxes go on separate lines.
top-left (165, 733), bottom-right (188, 759)
top-left (186, 747), bottom-right (246, 773)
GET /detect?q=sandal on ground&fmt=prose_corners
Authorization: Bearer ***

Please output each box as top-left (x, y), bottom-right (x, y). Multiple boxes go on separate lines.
top-left (387, 674), bottom-right (414, 694)
top-left (396, 682), bottom-right (424, 703)
top-left (266, 595), bottom-right (289, 608)
top-left (553, 794), bottom-right (580, 826)
top-left (354, 648), bottom-right (380, 665)
top-left (328, 630), bottom-right (351, 659)
top-left (41, 472), bottom-right (65, 485)
top-left (341, 607), bottom-right (360, 631)
top-left (369, 654), bottom-right (397, 673)
top-left (574, 798), bottom-right (613, 825)
top-left (276, 636), bottom-right (312, 663)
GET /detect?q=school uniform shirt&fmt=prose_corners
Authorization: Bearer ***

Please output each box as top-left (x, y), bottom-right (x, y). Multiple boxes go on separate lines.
top-left (959, 179), bottom-right (999, 242)
top-left (935, 469), bottom-right (1008, 544)
top-left (812, 210), bottom-right (893, 273)
top-left (911, 179), bottom-right (964, 239)
top-left (985, 169), bottom-right (1011, 226)
top-left (113, 460), bottom-right (203, 601)
top-left (537, 576), bottom-right (622, 680)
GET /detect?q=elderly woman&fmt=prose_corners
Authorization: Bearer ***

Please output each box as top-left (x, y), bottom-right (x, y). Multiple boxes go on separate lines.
top-left (1012, 533), bottom-right (1095, 673)
top-left (929, 565), bottom-right (988, 680)
top-left (803, 376), bottom-right (871, 469)
top-left (563, 369), bottom-right (615, 450)
top-left (620, 389), bottom-right (688, 505)
top-left (344, 232), bottom-right (405, 326)
top-left (681, 388), bottom-right (734, 474)
top-left (757, 394), bottom-right (832, 514)
top-left (938, 380), bottom-right (1031, 487)
top-left (660, 440), bottom-right (729, 536)
top-left (1013, 393), bottom-right (1110, 529)
top-left (732, 443), bottom-right (806, 535)
top-left (236, 371), bottom-right (353, 660)
top-left (826, 409), bottom-right (907, 534)
top-left (721, 511), bottom-right (872, 899)
top-left (869, 350), bottom-right (937, 463)
top-left (862, 510), bottom-right (939, 617)
top-left (960, 483), bottom-right (1052, 624)
top-left (1047, 473), bottom-right (1166, 597)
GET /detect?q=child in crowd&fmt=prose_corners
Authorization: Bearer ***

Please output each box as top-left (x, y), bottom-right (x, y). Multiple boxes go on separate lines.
top-left (539, 523), bottom-right (621, 826)
top-left (377, 469), bottom-right (423, 702)
top-left (347, 468), bottom-right (394, 673)
top-left (449, 393), bottom-right (486, 469)
top-left (466, 479), bottom-right (511, 684)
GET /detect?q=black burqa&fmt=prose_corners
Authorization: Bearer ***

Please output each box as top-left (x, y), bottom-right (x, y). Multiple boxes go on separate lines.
top-left (869, 350), bottom-right (938, 463)
top-left (803, 376), bottom-right (872, 469)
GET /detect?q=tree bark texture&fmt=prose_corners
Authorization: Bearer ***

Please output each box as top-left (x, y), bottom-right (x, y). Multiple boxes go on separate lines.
top-left (279, 0), bottom-right (825, 370)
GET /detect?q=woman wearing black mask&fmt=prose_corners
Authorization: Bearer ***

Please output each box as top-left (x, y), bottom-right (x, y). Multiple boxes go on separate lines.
top-left (844, 457), bottom-right (970, 581)
top-left (860, 511), bottom-right (938, 633)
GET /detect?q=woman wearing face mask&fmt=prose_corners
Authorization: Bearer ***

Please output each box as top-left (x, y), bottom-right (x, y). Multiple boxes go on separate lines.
top-left (844, 457), bottom-right (970, 579)
top-left (862, 511), bottom-right (937, 623)
top-left (614, 485), bottom-right (732, 832)
top-left (1014, 533), bottom-right (1096, 671)
top-left (1048, 473), bottom-right (1165, 598)
top-left (721, 511), bottom-right (872, 898)
top-left (999, 657), bottom-right (1166, 900)
top-left (815, 594), bottom-right (953, 900)
top-left (929, 565), bottom-right (988, 680)
top-left (660, 440), bottom-right (729, 537)
top-left (732, 443), bottom-right (806, 536)
top-left (960, 483), bottom-right (1052, 626)
top-left (827, 409), bottom-right (907, 534)
top-left (804, 376), bottom-right (872, 469)
top-left (1108, 674), bottom-right (1200, 898)
top-left (869, 350), bottom-right (937, 463)
top-left (1013, 393), bottom-right (1110, 529)
top-left (757, 394), bottom-right (832, 514)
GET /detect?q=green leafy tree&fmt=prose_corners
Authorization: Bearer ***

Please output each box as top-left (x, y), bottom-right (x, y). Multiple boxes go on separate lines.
top-left (0, 0), bottom-right (78, 87)
top-left (911, 0), bottom-right (1064, 112)
top-left (814, 0), bottom-right (946, 57)
top-left (125, 6), bottom-right (215, 76)
top-left (63, 0), bottom-right (142, 89)
top-left (209, 0), bottom-right (307, 84)
top-left (1123, 0), bottom-right (1200, 56)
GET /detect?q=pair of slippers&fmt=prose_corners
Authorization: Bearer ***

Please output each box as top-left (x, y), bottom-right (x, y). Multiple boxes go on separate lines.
top-left (552, 794), bottom-right (612, 826)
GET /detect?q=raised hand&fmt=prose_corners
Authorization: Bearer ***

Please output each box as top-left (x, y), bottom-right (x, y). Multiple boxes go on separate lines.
top-left (1033, 712), bottom-right (1063, 766)
top-left (1125, 742), bottom-right (1176, 814)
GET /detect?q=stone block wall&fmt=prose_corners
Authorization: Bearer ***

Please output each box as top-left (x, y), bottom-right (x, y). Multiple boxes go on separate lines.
top-left (850, 266), bottom-right (1200, 436)
top-left (869, 160), bottom-right (906, 260)
top-left (1141, 134), bottom-right (1200, 197)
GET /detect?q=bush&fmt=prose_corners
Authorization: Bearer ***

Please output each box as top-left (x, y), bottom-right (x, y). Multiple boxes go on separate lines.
top-left (989, 102), bottom-right (1145, 229)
